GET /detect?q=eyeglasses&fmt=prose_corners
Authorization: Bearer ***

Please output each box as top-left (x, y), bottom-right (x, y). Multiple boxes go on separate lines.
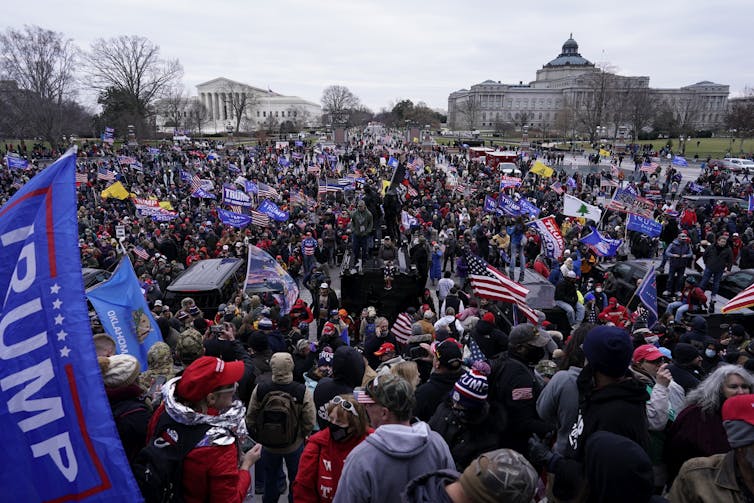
top-left (330, 395), bottom-right (359, 417)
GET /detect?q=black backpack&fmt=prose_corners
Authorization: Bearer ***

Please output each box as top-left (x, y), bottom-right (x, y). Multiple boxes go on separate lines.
top-left (131, 412), bottom-right (211, 503)
top-left (254, 381), bottom-right (306, 448)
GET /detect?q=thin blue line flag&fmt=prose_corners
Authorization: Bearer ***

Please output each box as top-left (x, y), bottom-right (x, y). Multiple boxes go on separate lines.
top-left (636, 265), bottom-right (658, 328)
top-left (86, 256), bottom-right (162, 369)
top-left (0, 147), bottom-right (142, 501)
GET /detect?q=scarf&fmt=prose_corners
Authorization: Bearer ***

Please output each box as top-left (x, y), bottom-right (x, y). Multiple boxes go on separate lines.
top-left (162, 377), bottom-right (248, 446)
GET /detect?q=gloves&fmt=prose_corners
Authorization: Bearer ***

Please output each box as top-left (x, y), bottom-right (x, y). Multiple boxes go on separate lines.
top-left (527, 434), bottom-right (554, 469)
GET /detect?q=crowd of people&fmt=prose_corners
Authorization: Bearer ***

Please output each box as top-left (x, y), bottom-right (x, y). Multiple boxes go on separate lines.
top-left (5, 129), bottom-right (754, 502)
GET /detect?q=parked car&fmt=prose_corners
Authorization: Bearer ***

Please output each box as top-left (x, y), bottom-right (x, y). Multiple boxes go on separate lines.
top-left (681, 195), bottom-right (747, 210)
top-left (597, 259), bottom-right (674, 313)
top-left (722, 157), bottom-right (754, 173)
top-left (164, 258), bottom-right (246, 318)
top-left (82, 268), bottom-right (111, 289)
top-left (682, 269), bottom-right (754, 335)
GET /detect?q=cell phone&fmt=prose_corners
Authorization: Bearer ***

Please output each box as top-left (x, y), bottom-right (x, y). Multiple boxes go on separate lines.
top-left (148, 375), bottom-right (167, 401)
top-left (211, 324), bottom-right (224, 335)
top-left (240, 436), bottom-right (257, 453)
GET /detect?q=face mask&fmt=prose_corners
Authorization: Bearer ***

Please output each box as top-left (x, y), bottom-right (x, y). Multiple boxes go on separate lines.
top-left (596, 288), bottom-right (603, 293)
top-left (328, 423), bottom-right (351, 442)
top-left (705, 349), bottom-right (717, 358)
top-left (525, 345), bottom-right (546, 364)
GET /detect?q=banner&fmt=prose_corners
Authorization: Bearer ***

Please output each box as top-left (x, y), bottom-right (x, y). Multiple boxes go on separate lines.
top-left (5, 154), bottom-right (29, 170)
top-left (191, 187), bottom-right (216, 199)
top-left (245, 246), bottom-right (299, 314)
top-left (563, 194), bottom-right (602, 222)
top-left (517, 198), bottom-right (541, 218)
top-left (580, 226), bottom-right (622, 257)
top-left (499, 175), bottom-right (522, 190)
top-left (483, 195), bottom-right (503, 216)
top-left (527, 216), bottom-right (565, 260)
top-left (687, 182), bottom-right (704, 193)
top-left (258, 199), bottom-right (289, 221)
top-left (401, 210), bottom-right (419, 229)
top-left (222, 186), bottom-right (252, 207)
top-left (626, 214), bottom-right (662, 238)
top-left (86, 257), bottom-right (162, 369)
top-left (0, 148), bottom-right (141, 501)
top-left (218, 208), bottom-right (252, 228)
top-left (637, 266), bottom-right (658, 327)
top-left (529, 160), bottom-right (554, 178)
top-left (496, 194), bottom-right (522, 217)
top-left (244, 180), bottom-right (258, 194)
top-left (607, 187), bottom-right (655, 218)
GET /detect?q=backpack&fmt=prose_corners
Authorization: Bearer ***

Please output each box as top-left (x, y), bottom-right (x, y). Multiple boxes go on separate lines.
top-left (131, 412), bottom-right (211, 503)
top-left (255, 381), bottom-right (306, 448)
top-left (447, 319), bottom-right (461, 342)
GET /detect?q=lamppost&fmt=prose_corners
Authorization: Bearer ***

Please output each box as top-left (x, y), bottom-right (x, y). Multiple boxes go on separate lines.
top-left (226, 122), bottom-right (234, 146)
top-left (679, 135), bottom-right (685, 156)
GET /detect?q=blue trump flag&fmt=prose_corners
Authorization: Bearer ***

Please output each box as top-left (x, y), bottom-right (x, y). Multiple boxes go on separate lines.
top-left (86, 257), bottom-right (162, 369)
top-left (580, 226), bottom-right (622, 257)
top-left (636, 266), bottom-right (658, 327)
top-left (749, 195), bottom-right (754, 212)
top-left (626, 214), bottom-right (662, 238)
top-left (258, 199), bottom-right (289, 221)
top-left (672, 156), bottom-right (688, 167)
top-left (218, 208), bottom-right (252, 228)
top-left (388, 157), bottom-right (399, 169)
top-left (517, 198), bottom-right (541, 218)
top-left (191, 187), bottom-right (216, 199)
top-left (0, 148), bottom-right (141, 501)
top-left (497, 193), bottom-right (522, 217)
top-left (5, 154), bottom-right (29, 169)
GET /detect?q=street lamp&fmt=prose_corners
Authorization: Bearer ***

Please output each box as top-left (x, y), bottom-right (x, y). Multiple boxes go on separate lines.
top-left (679, 135), bottom-right (685, 156)
top-left (226, 122), bottom-right (234, 146)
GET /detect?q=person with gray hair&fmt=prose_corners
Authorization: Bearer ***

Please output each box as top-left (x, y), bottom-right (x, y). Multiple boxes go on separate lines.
top-left (333, 374), bottom-right (454, 502)
top-left (665, 364), bottom-right (754, 483)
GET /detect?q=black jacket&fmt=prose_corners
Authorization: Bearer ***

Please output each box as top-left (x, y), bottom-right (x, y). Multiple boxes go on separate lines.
top-left (555, 279), bottom-right (578, 306)
top-left (668, 363), bottom-right (702, 393)
top-left (414, 370), bottom-right (463, 421)
top-left (702, 244), bottom-right (733, 273)
top-left (428, 401), bottom-right (504, 470)
top-left (489, 353), bottom-right (552, 454)
top-left (312, 346), bottom-right (365, 430)
top-left (470, 319), bottom-right (508, 359)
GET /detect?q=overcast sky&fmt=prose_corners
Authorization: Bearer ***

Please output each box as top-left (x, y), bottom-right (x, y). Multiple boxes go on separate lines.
top-left (4, 0), bottom-right (752, 112)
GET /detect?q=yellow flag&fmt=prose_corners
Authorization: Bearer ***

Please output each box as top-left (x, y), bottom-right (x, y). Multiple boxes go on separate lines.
top-left (159, 201), bottom-right (174, 210)
top-left (599, 149), bottom-right (611, 157)
top-left (530, 161), bottom-right (554, 178)
top-left (101, 181), bottom-right (129, 200)
top-left (381, 179), bottom-right (391, 196)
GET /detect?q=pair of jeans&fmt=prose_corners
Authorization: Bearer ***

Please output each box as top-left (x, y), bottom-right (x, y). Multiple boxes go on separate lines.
top-left (260, 444), bottom-right (304, 503)
top-left (666, 300), bottom-right (689, 322)
top-left (352, 235), bottom-right (368, 263)
top-left (667, 265), bottom-right (685, 294)
top-left (699, 268), bottom-right (723, 299)
top-left (509, 243), bottom-right (526, 276)
top-left (555, 301), bottom-right (578, 325)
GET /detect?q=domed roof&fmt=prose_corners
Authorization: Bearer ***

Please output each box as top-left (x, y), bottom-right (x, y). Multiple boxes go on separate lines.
top-left (544, 34), bottom-right (593, 68)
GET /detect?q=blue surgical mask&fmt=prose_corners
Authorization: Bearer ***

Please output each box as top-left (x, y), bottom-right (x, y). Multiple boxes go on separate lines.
top-left (705, 349), bottom-right (717, 358)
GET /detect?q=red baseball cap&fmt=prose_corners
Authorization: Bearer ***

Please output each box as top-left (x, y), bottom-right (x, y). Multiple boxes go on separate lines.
top-left (632, 344), bottom-right (665, 364)
top-left (374, 342), bottom-right (396, 356)
top-left (722, 394), bottom-right (754, 425)
top-left (482, 312), bottom-right (495, 324)
top-left (176, 356), bottom-right (245, 403)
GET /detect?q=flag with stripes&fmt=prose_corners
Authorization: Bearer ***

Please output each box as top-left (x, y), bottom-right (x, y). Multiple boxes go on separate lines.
top-left (191, 174), bottom-right (203, 192)
top-left (463, 250), bottom-right (537, 323)
top-left (641, 161), bottom-right (660, 173)
top-left (251, 210), bottom-right (270, 227)
top-left (550, 181), bottom-right (563, 195)
top-left (391, 312), bottom-right (414, 344)
top-left (289, 190), bottom-right (305, 206)
top-left (721, 283), bottom-right (754, 314)
top-left (97, 166), bottom-right (116, 181)
top-left (307, 165), bottom-right (320, 175)
top-left (132, 246), bottom-right (149, 260)
top-left (402, 180), bottom-right (418, 198)
top-left (258, 183), bottom-right (279, 199)
top-left (75, 172), bottom-right (88, 184)
top-left (227, 204), bottom-right (244, 213)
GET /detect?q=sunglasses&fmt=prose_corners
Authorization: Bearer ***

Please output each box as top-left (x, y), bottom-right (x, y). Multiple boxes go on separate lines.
top-left (330, 395), bottom-right (359, 417)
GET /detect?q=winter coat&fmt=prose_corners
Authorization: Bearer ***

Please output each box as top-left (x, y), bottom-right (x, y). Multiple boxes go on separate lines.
top-left (668, 452), bottom-right (747, 503)
top-left (666, 239), bottom-right (693, 269)
top-left (414, 370), bottom-right (463, 422)
top-left (313, 346), bottom-right (366, 430)
top-left (703, 244), bottom-right (733, 273)
top-left (401, 470), bottom-right (458, 503)
top-left (427, 401), bottom-right (504, 470)
top-left (332, 422), bottom-right (455, 503)
top-left (665, 403), bottom-right (730, 483)
top-left (536, 366), bottom-right (582, 455)
top-left (430, 249), bottom-right (443, 280)
top-left (107, 384), bottom-right (151, 463)
top-left (292, 427), bottom-right (372, 503)
top-left (554, 278), bottom-right (578, 306)
top-left (469, 319), bottom-right (508, 360)
top-left (667, 362), bottom-right (702, 393)
top-left (350, 208), bottom-right (373, 237)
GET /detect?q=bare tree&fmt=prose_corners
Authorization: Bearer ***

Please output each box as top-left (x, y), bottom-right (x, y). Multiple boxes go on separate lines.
top-left (513, 111), bottom-right (531, 131)
top-left (186, 99), bottom-right (208, 136)
top-left (0, 25), bottom-right (78, 149)
top-left (84, 35), bottom-right (183, 138)
top-left (571, 66), bottom-right (618, 142)
top-left (458, 96), bottom-right (481, 130)
top-left (675, 94), bottom-right (703, 136)
top-left (285, 105), bottom-right (312, 131)
top-left (623, 85), bottom-right (657, 140)
top-left (726, 88), bottom-right (754, 154)
top-left (554, 99), bottom-right (578, 139)
top-left (223, 83), bottom-right (259, 134)
top-left (157, 85), bottom-right (189, 130)
top-left (321, 85), bottom-right (360, 124)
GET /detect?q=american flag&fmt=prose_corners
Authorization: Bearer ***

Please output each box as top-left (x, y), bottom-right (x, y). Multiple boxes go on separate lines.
top-left (408, 157), bottom-right (425, 171)
top-left (611, 164), bottom-right (620, 177)
top-left (464, 250), bottom-right (537, 322)
top-left (258, 183), bottom-right (279, 199)
top-left (75, 172), bottom-right (88, 184)
top-left (722, 282), bottom-right (754, 314)
top-left (227, 205), bottom-right (244, 213)
top-left (550, 181), bottom-right (563, 195)
top-left (251, 210), bottom-right (270, 227)
top-left (191, 174), bottom-right (203, 193)
top-left (97, 166), bottom-right (116, 181)
top-left (402, 180), bottom-right (418, 198)
top-left (132, 246), bottom-right (149, 260)
top-left (289, 190), bottom-right (305, 206)
top-left (641, 162), bottom-right (660, 173)
top-left (391, 312), bottom-right (413, 344)
top-left (307, 165), bottom-right (320, 175)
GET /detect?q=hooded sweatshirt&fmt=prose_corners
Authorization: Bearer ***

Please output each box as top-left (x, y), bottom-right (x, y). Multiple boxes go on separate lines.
top-left (314, 346), bottom-right (366, 429)
top-left (333, 421), bottom-right (455, 503)
top-left (401, 470), bottom-right (458, 503)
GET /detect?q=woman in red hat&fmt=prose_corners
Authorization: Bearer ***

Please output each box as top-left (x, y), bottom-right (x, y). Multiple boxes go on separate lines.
top-left (147, 355), bottom-right (262, 502)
